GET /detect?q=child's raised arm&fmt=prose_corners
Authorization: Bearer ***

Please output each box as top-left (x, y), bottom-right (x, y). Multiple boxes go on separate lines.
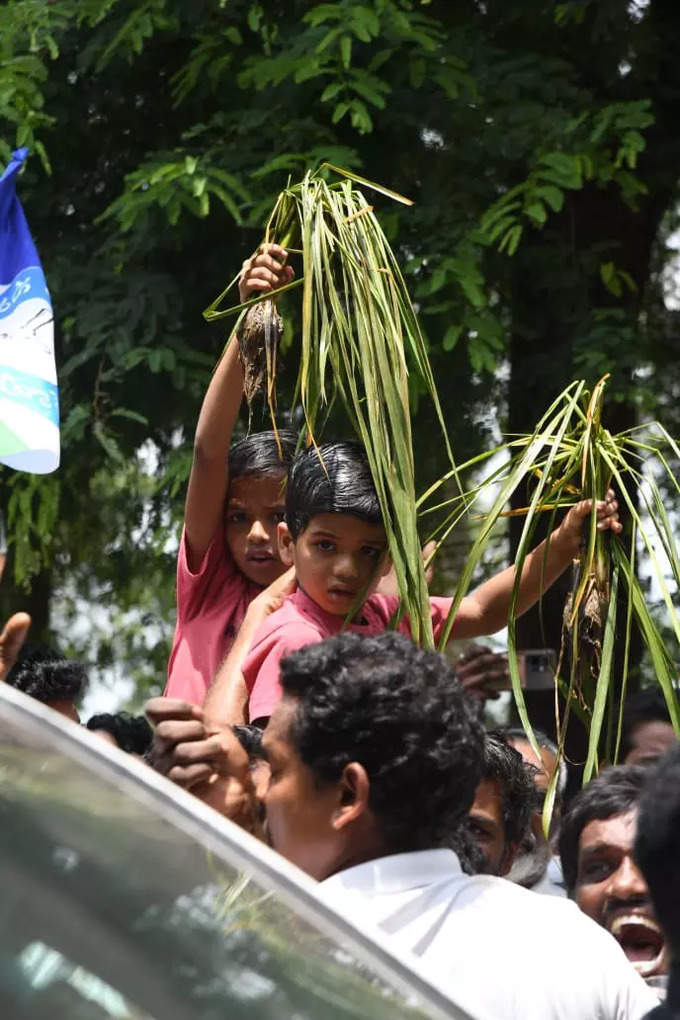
top-left (184, 244), bottom-right (293, 570)
top-left (452, 492), bottom-right (621, 639)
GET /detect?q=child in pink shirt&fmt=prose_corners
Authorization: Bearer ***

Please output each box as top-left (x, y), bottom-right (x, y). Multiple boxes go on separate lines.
top-left (236, 441), bottom-right (621, 725)
top-left (165, 244), bottom-right (297, 704)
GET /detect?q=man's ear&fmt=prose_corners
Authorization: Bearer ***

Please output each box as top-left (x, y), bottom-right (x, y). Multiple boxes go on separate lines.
top-left (332, 762), bottom-right (371, 831)
top-left (278, 521), bottom-right (295, 567)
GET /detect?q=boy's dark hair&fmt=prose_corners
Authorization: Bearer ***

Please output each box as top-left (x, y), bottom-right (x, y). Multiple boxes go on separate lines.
top-left (228, 429), bottom-right (297, 481)
top-left (635, 744), bottom-right (680, 955)
top-left (559, 765), bottom-right (647, 895)
top-left (482, 731), bottom-right (538, 848)
top-left (285, 441), bottom-right (381, 539)
top-left (86, 712), bottom-right (153, 755)
top-left (7, 644), bottom-right (87, 705)
top-left (619, 686), bottom-right (673, 762)
top-left (279, 631), bottom-right (484, 853)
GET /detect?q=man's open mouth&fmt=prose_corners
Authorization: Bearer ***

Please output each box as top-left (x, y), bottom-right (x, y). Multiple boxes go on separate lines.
top-left (609, 914), bottom-right (666, 977)
top-left (247, 552), bottom-right (274, 562)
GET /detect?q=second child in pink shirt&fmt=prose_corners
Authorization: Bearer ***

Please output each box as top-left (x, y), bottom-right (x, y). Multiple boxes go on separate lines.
top-left (165, 244), bottom-right (297, 705)
top-left (234, 441), bottom-right (621, 724)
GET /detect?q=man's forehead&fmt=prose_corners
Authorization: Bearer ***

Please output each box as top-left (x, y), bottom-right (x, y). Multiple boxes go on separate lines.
top-left (510, 739), bottom-right (554, 786)
top-left (629, 720), bottom-right (677, 762)
top-left (472, 777), bottom-right (504, 820)
top-left (579, 808), bottom-right (638, 853)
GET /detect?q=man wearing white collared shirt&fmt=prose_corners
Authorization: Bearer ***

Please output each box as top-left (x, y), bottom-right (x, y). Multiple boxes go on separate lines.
top-left (152, 631), bottom-right (656, 1020)
top-left (321, 846), bottom-right (654, 1020)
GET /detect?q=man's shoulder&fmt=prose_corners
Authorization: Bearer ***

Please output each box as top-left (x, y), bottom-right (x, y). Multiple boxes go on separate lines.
top-left (460, 872), bottom-right (614, 936)
top-left (436, 874), bottom-right (656, 1013)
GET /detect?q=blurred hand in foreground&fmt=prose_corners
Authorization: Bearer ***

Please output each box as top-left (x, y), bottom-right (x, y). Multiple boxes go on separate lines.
top-left (456, 644), bottom-right (509, 702)
top-left (145, 696), bottom-right (262, 836)
top-left (0, 612), bottom-right (31, 682)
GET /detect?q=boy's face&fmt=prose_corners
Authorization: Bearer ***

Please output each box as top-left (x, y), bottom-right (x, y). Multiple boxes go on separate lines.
top-left (278, 513), bottom-right (389, 616)
top-left (225, 474), bottom-right (287, 587)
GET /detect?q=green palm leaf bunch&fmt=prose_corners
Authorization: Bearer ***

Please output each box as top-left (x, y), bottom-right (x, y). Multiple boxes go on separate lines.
top-left (419, 376), bottom-right (680, 802)
top-left (204, 165), bottom-right (456, 646)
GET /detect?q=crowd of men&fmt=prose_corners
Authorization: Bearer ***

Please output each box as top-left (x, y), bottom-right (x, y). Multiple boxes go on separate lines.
top-left (2, 246), bottom-right (679, 1018)
top-left (3, 617), bottom-right (679, 1019)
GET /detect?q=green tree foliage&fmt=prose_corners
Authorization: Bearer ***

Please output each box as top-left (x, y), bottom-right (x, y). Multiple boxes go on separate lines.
top-left (2, 0), bottom-right (680, 706)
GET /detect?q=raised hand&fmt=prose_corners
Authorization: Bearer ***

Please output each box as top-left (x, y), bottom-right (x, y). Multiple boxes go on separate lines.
top-left (456, 644), bottom-right (509, 701)
top-left (0, 612), bottom-right (31, 683)
top-left (239, 243), bottom-right (295, 303)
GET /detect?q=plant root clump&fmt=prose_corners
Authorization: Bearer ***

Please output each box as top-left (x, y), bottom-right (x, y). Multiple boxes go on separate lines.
top-left (238, 298), bottom-right (284, 409)
top-left (561, 566), bottom-right (608, 710)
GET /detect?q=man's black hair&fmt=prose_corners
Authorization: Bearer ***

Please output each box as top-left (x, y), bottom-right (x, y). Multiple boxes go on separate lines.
top-left (228, 429), bottom-right (297, 482)
top-left (635, 744), bottom-right (680, 956)
top-left (449, 823), bottom-right (486, 876)
top-left (559, 764), bottom-right (647, 895)
top-left (503, 725), bottom-right (568, 802)
top-left (285, 441), bottom-right (381, 539)
top-left (86, 712), bottom-right (153, 755)
top-left (279, 631), bottom-right (484, 853)
top-left (7, 643), bottom-right (87, 705)
top-left (619, 686), bottom-right (673, 762)
top-left (481, 730), bottom-right (538, 848)
top-left (233, 723), bottom-right (264, 759)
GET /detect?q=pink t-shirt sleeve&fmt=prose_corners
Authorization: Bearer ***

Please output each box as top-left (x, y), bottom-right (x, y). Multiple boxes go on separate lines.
top-left (176, 524), bottom-right (237, 619)
top-left (166, 525), bottom-right (247, 704)
top-left (244, 619), bottom-right (322, 723)
top-left (429, 596), bottom-right (455, 644)
top-left (372, 594), bottom-right (455, 645)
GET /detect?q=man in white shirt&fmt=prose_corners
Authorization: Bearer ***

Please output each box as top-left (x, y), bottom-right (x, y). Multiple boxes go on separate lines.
top-left (149, 631), bottom-right (656, 1020)
top-left (322, 844), bottom-right (652, 1020)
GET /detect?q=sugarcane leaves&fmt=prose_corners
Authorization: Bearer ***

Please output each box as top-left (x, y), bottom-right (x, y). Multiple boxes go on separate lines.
top-left (203, 276), bottom-right (303, 323)
top-left (424, 375), bottom-right (680, 794)
top-left (505, 382), bottom-right (587, 761)
top-left (298, 174), bottom-right (435, 643)
top-left (204, 165), bottom-right (457, 644)
top-left (612, 540), bottom-right (680, 732)
top-left (599, 441), bottom-right (680, 648)
top-left (435, 381), bottom-right (586, 655)
top-left (319, 163), bottom-right (414, 206)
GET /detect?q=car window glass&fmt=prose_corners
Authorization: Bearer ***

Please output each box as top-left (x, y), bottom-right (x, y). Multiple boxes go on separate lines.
top-left (18, 941), bottom-right (152, 1019)
top-left (0, 726), bottom-right (439, 1020)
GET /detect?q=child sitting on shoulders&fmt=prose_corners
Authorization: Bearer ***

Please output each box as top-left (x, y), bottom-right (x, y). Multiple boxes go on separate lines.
top-left (228, 440), bottom-right (620, 726)
top-left (165, 244), bottom-right (297, 705)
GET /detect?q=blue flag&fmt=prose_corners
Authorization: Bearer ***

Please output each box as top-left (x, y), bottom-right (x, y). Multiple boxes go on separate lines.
top-left (0, 148), bottom-right (59, 473)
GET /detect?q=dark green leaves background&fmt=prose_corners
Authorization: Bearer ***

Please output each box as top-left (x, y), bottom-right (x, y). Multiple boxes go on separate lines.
top-left (2, 0), bottom-right (680, 705)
